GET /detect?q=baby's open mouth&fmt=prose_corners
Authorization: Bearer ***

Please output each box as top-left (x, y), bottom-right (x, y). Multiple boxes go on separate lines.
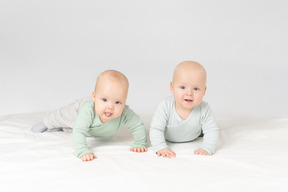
top-left (105, 112), bottom-right (112, 117)
top-left (184, 99), bottom-right (193, 102)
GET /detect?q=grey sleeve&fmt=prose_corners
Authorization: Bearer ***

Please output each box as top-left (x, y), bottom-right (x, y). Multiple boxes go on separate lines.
top-left (149, 100), bottom-right (169, 152)
top-left (200, 103), bottom-right (219, 154)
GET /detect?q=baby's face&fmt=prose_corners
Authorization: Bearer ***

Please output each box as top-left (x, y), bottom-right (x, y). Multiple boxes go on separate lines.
top-left (92, 79), bottom-right (128, 123)
top-left (170, 69), bottom-right (206, 112)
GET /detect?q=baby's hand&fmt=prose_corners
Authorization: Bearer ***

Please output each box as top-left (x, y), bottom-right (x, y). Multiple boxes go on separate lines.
top-left (194, 148), bottom-right (210, 155)
top-left (80, 153), bottom-right (97, 161)
top-left (130, 147), bottom-right (147, 153)
top-left (157, 148), bottom-right (176, 158)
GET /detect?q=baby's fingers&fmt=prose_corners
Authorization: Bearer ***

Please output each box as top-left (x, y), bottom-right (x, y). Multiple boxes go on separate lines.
top-left (163, 152), bottom-right (171, 158)
top-left (160, 151), bottom-right (176, 158)
top-left (81, 153), bottom-right (97, 162)
top-left (194, 148), bottom-right (210, 155)
top-left (130, 147), bottom-right (147, 153)
top-left (139, 147), bottom-right (147, 152)
top-left (167, 151), bottom-right (176, 158)
top-left (170, 151), bottom-right (176, 158)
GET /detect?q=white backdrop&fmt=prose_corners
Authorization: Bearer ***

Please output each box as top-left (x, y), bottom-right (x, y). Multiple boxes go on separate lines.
top-left (0, 0), bottom-right (287, 117)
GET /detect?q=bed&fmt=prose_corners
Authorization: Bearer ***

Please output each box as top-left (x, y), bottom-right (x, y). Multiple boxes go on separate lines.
top-left (1, 112), bottom-right (288, 192)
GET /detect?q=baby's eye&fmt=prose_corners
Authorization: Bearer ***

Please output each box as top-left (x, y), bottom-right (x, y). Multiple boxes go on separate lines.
top-left (180, 86), bottom-right (185, 89)
top-left (115, 101), bottom-right (121, 104)
top-left (102, 98), bottom-right (107, 102)
top-left (193, 88), bottom-right (199, 91)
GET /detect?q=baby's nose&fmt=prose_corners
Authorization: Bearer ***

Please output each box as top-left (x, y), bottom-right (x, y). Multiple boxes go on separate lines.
top-left (186, 89), bottom-right (193, 95)
top-left (107, 103), bottom-right (114, 110)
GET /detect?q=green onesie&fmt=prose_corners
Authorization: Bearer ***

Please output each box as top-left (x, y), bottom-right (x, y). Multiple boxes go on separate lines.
top-left (73, 99), bottom-right (147, 158)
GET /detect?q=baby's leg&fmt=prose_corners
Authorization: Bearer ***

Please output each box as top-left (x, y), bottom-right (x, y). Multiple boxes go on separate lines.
top-left (43, 96), bottom-right (91, 131)
top-left (47, 128), bottom-right (64, 132)
top-left (31, 121), bottom-right (48, 133)
top-left (31, 121), bottom-right (63, 133)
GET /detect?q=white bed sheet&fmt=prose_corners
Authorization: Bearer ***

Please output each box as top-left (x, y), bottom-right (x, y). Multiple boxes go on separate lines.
top-left (0, 113), bottom-right (288, 192)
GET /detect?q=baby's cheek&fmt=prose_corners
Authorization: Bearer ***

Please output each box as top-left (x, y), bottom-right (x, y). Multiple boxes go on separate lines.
top-left (113, 110), bottom-right (122, 118)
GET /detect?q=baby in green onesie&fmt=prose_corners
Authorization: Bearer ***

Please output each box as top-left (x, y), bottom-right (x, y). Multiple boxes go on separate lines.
top-left (32, 70), bottom-right (147, 161)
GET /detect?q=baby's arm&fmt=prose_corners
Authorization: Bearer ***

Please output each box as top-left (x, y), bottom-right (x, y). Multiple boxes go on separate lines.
top-left (73, 129), bottom-right (94, 159)
top-left (200, 103), bottom-right (219, 155)
top-left (150, 100), bottom-right (171, 156)
top-left (73, 103), bottom-right (95, 159)
top-left (157, 148), bottom-right (176, 158)
top-left (123, 107), bottom-right (147, 151)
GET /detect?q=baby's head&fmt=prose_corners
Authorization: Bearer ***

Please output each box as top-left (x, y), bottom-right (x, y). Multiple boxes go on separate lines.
top-left (170, 61), bottom-right (207, 111)
top-left (92, 70), bottom-right (129, 123)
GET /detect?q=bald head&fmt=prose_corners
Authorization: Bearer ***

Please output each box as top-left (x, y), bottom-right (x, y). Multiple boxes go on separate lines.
top-left (95, 70), bottom-right (129, 93)
top-left (173, 61), bottom-right (207, 85)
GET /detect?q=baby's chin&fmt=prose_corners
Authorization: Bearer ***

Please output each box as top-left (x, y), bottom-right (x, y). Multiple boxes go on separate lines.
top-left (181, 103), bottom-right (197, 110)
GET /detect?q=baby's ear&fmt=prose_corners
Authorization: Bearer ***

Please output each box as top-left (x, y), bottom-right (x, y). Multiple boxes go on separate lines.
top-left (170, 82), bottom-right (174, 93)
top-left (92, 92), bottom-right (96, 101)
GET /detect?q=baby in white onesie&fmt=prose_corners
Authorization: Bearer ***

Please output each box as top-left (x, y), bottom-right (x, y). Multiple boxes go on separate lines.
top-left (149, 61), bottom-right (219, 158)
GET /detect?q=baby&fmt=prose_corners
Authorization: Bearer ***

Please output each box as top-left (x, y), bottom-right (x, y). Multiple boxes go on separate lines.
top-left (32, 70), bottom-right (147, 161)
top-left (149, 61), bottom-right (219, 158)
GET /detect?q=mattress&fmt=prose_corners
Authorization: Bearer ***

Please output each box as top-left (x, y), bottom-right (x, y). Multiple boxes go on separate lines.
top-left (1, 113), bottom-right (288, 192)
